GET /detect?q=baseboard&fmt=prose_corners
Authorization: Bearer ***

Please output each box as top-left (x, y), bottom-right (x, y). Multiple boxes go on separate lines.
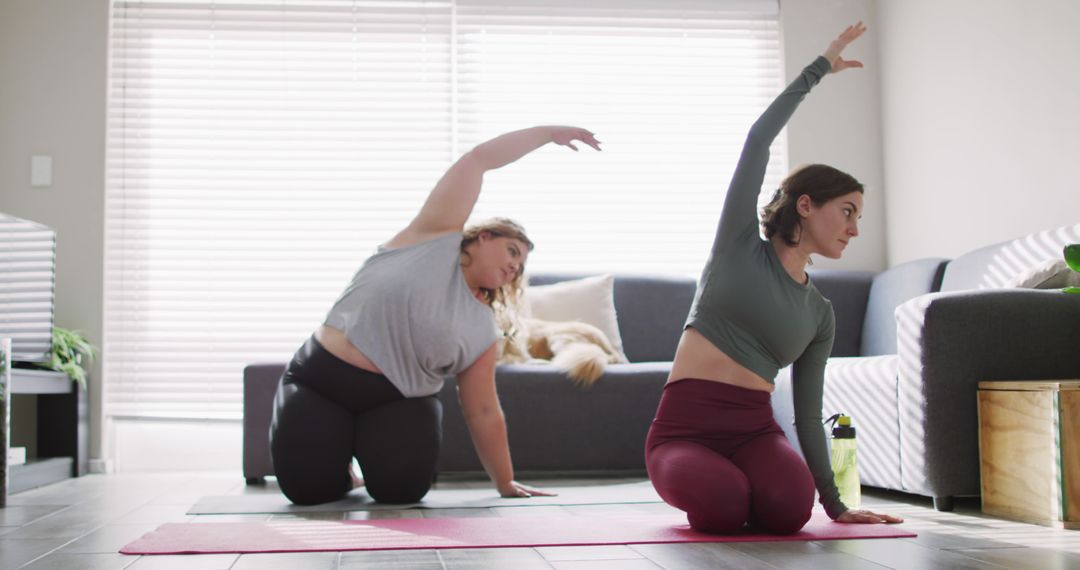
top-left (88, 458), bottom-right (113, 474)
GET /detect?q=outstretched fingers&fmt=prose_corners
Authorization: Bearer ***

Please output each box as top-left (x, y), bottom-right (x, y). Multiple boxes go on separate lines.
top-left (518, 482), bottom-right (557, 497)
top-left (579, 131), bottom-right (603, 151)
top-left (837, 21), bottom-right (867, 46)
top-left (553, 127), bottom-right (603, 152)
top-left (824, 21), bottom-right (867, 73)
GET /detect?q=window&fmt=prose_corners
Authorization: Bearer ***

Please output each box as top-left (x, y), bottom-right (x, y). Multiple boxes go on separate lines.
top-left (105, 0), bottom-right (784, 420)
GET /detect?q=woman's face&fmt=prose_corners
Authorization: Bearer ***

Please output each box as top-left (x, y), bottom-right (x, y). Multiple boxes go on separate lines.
top-left (800, 191), bottom-right (863, 259)
top-left (465, 233), bottom-right (530, 290)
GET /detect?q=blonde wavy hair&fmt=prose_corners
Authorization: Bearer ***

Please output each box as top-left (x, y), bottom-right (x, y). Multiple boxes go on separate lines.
top-left (460, 217), bottom-right (534, 336)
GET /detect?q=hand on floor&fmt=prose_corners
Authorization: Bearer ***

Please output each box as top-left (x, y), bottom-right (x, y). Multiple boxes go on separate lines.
top-left (837, 508), bottom-right (904, 524)
top-left (498, 480), bottom-right (557, 498)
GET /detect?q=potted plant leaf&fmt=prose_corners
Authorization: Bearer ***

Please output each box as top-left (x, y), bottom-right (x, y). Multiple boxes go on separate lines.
top-left (1065, 244), bottom-right (1080, 294)
top-left (46, 327), bottom-right (97, 389)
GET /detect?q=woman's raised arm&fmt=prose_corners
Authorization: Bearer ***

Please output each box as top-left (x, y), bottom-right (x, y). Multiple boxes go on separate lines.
top-left (710, 22), bottom-right (866, 250)
top-left (388, 126), bottom-right (600, 248)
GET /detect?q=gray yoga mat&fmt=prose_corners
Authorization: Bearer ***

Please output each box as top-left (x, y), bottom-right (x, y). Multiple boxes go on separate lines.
top-left (188, 481), bottom-right (662, 515)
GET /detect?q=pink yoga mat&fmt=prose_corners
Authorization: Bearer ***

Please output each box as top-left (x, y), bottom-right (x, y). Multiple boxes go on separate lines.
top-left (121, 513), bottom-right (915, 555)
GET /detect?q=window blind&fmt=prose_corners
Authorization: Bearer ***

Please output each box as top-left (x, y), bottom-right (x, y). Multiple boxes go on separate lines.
top-left (457, 0), bottom-right (787, 273)
top-left (105, 0), bottom-right (784, 420)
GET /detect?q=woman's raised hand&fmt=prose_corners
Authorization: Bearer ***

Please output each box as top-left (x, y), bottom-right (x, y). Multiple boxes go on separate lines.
top-left (551, 127), bottom-right (602, 152)
top-left (823, 21), bottom-right (867, 73)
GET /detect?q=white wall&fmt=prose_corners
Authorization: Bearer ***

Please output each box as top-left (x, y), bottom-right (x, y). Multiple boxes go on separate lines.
top-left (878, 0), bottom-right (1080, 264)
top-left (0, 0), bottom-right (109, 466)
top-left (781, 0), bottom-right (887, 272)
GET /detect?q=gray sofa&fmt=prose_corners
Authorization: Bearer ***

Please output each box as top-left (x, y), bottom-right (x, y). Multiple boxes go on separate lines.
top-left (243, 271), bottom-right (884, 480)
top-left (774, 223), bottom-right (1080, 510)
top-left (243, 223), bottom-right (1080, 511)
top-left (243, 274), bottom-right (696, 482)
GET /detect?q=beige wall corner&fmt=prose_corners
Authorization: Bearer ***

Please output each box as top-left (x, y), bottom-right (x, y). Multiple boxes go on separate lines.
top-left (780, 0), bottom-right (887, 272)
top-left (0, 0), bottom-right (110, 463)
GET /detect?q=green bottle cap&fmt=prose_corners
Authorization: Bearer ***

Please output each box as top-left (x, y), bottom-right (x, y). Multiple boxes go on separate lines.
top-left (832, 414), bottom-right (856, 438)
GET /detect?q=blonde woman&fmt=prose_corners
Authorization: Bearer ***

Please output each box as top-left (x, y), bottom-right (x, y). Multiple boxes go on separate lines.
top-left (271, 127), bottom-right (601, 504)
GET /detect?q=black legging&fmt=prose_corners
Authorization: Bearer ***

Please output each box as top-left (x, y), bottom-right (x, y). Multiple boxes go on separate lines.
top-left (269, 335), bottom-right (442, 505)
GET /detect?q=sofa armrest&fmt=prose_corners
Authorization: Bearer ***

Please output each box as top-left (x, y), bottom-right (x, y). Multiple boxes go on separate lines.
top-left (895, 289), bottom-right (1080, 497)
top-left (243, 363), bottom-right (286, 481)
top-left (860, 258), bottom-right (948, 356)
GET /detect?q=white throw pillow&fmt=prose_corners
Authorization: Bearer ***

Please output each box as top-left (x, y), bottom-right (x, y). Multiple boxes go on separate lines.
top-left (1006, 259), bottom-right (1080, 289)
top-left (524, 274), bottom-right (628, 362)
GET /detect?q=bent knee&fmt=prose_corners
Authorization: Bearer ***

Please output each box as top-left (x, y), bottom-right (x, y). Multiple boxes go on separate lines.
top-left (754, 508), bottom-right (812, 535)
top-left (682, 488), bottom-right (752, 535)
top-left (687, 504), bottom-right (749, 535)
top-left (367, 483), bottom-right (431, 504)
top-left (281, 482), bottom-right (348, 506)
top-left (752, 491), bottom-right (813, 534)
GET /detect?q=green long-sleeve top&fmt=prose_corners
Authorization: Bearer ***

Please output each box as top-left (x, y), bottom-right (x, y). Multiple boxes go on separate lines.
top-left (685, 55), bottom-right (847, 519)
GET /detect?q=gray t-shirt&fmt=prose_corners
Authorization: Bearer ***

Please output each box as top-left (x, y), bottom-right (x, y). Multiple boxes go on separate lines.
top-left (685, 56), bottom-right (847, 519)
top-left (323, 232), bottom-right (500, 397)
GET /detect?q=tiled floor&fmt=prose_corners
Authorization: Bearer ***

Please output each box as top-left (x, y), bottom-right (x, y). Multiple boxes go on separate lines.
top-left (1, 472), bottom-right (1079, 569)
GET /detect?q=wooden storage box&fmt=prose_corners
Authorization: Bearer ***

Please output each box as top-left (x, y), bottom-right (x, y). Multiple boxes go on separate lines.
top-left (977, 380), bottom-right (1080, 529)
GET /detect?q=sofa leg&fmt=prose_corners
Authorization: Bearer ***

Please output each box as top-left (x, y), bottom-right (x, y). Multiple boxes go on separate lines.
top-left (933, 496), bottom-right (954, 512)
top-left (246, 477), bottom-right (265, 486)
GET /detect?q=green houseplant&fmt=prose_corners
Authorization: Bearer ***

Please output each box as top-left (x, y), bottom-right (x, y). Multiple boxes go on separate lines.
top-left (46, 327), bottom-right (97, 390)
top-left (1065, 244), bottom-right (1080, 294)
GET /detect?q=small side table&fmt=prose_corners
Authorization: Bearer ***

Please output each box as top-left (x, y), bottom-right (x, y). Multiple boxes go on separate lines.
top-left (978, 380), bottom-right (1080, 529)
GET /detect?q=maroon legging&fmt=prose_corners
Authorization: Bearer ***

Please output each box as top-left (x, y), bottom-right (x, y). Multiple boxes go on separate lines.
top-left (645, 379), bottom-right (816, 535)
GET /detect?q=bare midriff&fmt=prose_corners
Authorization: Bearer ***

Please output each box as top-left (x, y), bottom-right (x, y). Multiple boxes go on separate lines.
top-left (667, 327), bottom-right (775, 393)
top-left (315, 324), bottom-right (383, 375)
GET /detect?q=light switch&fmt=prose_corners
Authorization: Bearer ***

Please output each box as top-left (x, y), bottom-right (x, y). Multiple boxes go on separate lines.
top-left (31, 155), bottom-right (53, 187)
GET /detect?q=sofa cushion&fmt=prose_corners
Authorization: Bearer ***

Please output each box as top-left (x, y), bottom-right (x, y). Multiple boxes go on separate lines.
top-left (524, 274), bottom-right (628, 362)
top-left (940, 223), bottom-right (1080, 292)
top-left (938, 241), bottom-right (1008, 292)
top-left (529, 273), bottom-right (696, 363)
top-left (1006, 258), bottom-right (1080, 289)
top-left (859, 258), bottom-right (947, 356)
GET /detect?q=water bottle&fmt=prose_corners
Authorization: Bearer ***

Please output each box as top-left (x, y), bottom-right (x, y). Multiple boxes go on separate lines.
top-left (826, 412), bottom-right (860, 509)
